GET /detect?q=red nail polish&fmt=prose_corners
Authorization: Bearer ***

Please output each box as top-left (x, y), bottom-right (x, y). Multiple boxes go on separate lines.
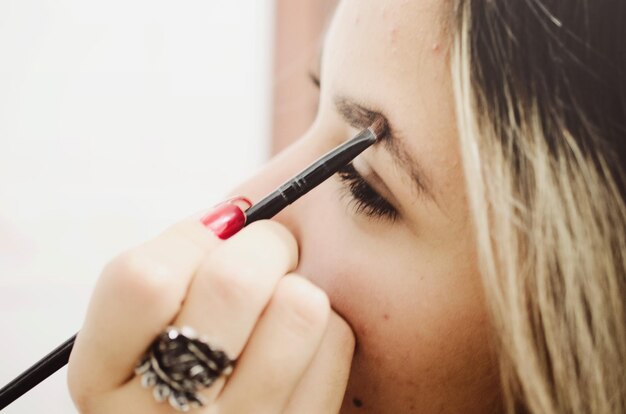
top-left (201, 201), bottom-right (247, 239)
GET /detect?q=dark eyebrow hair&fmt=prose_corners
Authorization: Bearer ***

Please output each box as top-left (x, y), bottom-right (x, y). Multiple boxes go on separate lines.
top-left (332, 95), bottom-right (433, 199)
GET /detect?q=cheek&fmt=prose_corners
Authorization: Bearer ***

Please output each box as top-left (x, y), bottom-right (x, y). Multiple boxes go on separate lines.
top-left (294, 185), bottom-right (499, 412)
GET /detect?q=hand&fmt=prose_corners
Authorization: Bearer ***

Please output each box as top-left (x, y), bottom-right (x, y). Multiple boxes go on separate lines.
top-left (67, 199), bottom-right (355, 413)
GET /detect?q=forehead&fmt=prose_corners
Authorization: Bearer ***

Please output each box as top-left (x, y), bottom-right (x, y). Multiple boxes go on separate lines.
top-left (321, 0), bottom-right (446, 105)
top-left (319, 0), bottom-right (453, 147)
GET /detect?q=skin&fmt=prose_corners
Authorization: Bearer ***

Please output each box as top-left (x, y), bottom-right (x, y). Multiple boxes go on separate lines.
top-left (68, 0), bottom-right (502, 413)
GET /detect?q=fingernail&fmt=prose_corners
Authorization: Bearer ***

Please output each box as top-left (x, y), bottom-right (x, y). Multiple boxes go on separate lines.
top-left (201, 199), bottom-right (248, 239)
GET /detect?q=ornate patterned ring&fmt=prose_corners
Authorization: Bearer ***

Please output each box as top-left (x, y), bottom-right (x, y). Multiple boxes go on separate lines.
top-left (135, 326), bottom-right (235, 412)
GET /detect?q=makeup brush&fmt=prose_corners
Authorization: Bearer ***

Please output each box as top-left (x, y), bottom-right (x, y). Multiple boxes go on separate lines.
top-left (0, 116), bottom-right (387, 410)
top-left (245, 115), bottom-right (387, 223)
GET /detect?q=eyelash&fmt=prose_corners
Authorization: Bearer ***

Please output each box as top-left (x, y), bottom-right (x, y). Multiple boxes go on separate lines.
top-left (336, 163), bottom-right (399, 222)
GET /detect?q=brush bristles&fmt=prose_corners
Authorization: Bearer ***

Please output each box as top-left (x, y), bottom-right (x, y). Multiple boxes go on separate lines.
top-left (369, 116), bottom-right (388, 140)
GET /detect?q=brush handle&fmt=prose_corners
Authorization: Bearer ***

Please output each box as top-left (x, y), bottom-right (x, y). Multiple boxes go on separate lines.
top-left (0, 333), bottom-right (76, 410)
top-left (245, 127), bottom-right (376, 223)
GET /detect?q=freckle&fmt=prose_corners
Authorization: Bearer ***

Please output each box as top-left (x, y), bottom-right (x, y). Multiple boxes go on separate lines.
top-left (353, 398), bottom-right (364, 408)
top-left (389, 27), bottom-right (399, 44)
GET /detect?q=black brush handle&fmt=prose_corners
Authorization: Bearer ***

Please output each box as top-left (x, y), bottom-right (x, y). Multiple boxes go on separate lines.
top-left (245, 126), bottom-right (376, 223)
top-left (0, 333), bottom-right (76, 410)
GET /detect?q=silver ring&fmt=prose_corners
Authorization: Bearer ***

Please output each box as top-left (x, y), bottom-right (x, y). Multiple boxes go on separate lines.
top-left (135, 326), bottom-right (235, 412)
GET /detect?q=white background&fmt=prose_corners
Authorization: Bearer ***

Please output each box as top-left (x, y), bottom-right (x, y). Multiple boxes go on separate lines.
top-left (0, 1), bottom-right (274, 412)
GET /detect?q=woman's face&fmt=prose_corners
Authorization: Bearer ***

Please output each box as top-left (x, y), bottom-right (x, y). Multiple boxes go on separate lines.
top-left (233, 0), bottom-right (500, 412)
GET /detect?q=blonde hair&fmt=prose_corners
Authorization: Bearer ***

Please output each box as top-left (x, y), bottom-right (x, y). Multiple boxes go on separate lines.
top-left (450, 1), bottom-right (626, 412)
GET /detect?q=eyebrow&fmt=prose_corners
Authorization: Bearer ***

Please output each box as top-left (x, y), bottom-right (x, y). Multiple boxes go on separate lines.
top-left (332, 95), bottom-right (433, 200)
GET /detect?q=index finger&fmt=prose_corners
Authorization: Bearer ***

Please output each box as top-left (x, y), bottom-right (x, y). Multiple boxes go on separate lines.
top-left (68, 199), bottom-right (248, 399)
